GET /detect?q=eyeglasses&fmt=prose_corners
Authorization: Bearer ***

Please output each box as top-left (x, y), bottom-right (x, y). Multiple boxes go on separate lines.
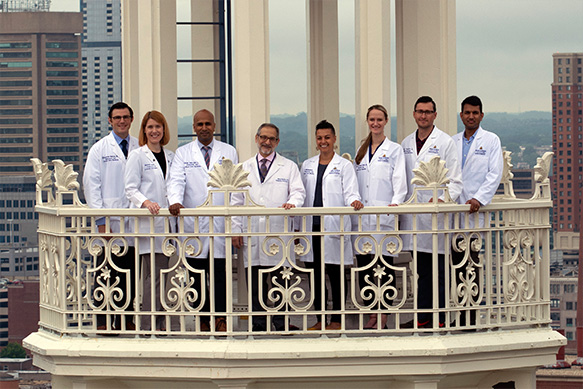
top-left (258, 135), bottom-right (278, 142)
top-left (111, 115), bottom-right (132, 121)
top-left (414, 110), bottom-right (435, 116)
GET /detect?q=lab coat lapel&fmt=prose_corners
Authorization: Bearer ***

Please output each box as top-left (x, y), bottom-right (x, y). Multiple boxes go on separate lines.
top-left (143, 146), bottom-right (165, 181)
top-left (264, 153), bottom-right (281, 183)
top-left (464, 127), bottom-right (483, 167)
top-left (107, 133), bottom-right (126, 162)
top-left (323, 153), bottom-right (341, 179)
top-left (416, 129), bottom-right (438, 162)
top-left (209, 142), bottom-right (222, 170)
top-left (191, 142), bottom-right (207, 170)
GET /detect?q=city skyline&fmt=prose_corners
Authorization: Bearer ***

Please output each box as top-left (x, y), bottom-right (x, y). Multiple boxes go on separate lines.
top-left (50, 0), bottom-right (583, 116)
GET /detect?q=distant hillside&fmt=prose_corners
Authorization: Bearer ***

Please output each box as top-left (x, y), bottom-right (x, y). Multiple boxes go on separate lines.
top-left (177, 111), bottom-right (552, 167)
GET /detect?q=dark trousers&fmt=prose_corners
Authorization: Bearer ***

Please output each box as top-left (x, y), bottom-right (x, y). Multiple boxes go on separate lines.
top-left (247, 265), bottom-right (285, 330)
top-left (415, 251), bottom-right (445, 324)
top-left (95, 246), bottom-right (136, 328)
top-left (451, 237), bottom-right (480, 325)
top-left (356, 253), bottom-right (395, 308)
top-left (305, 224), bottom-right (344, 324)
top-left (186, 256), bottom-right (226, 326)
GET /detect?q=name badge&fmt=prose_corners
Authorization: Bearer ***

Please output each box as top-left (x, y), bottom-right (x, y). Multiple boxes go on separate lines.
top-left (144, 163), bottom-right (157, 171)
top-left (355, 164), bottom-right (367, 172)
top-left (428, 145), bottom-right (440, 154)
top-left (403, 147), bottom-right (414, 155)
top-left (304, 168), bottom-right (314, 175)
top-left (185, 161), bottom-right (201, 169)
top-left (102, 155), bottom-right (121, 163)
top-left (275, 177), bottom-right (289, 183)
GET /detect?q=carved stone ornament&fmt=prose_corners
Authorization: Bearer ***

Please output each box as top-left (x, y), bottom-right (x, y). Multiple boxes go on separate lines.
top-left (531, 151), bottom-right (554, 200)
top-left (341, 152), bottom-right (353, 163)
top-left (411, 156), bottom-right (450, 187)
top-left (53, 160), bottom-right (84, 206)
top-left (494, 150), bottom-right (516, 200)
top-left (533, 152), bottom-right (553, 184)
top-left (31, 158), bottom-right (54, 205)
top-left (405, 156), bottom-right (454, 204)
top-left (207, 159), bottom-right (251, 190)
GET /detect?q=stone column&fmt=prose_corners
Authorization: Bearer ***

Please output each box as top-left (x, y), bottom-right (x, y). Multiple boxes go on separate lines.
top-left (233, 0), bottom-right (270, 161)
top-left (395, 0), bottom-right (456, 141)
top-left (307, 0), bottom-right (340, 156)
top-left (121, 0), bottom-right (178, 151)
top-left (355, 0), bottom-right (392, 150)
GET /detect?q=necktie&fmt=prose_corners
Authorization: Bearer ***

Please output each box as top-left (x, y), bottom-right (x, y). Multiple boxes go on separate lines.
top-left (120, 139), bottom-right (128, 158)
top-left (260, 158), bottom-right (268, 183)
top-left (202, 146), bottom-right (211, 168)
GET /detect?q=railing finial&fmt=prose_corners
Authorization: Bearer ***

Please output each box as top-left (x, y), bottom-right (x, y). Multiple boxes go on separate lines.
top-left (531, 151), bottom-right (554, 200)
top-left (31, 158), bottom-right (55, 206)
top-left (405, 156), bottom-right (454, 203)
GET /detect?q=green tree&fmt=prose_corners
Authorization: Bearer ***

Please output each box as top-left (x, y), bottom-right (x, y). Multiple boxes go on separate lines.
top-left (0, 342), bottom-right (27, 358)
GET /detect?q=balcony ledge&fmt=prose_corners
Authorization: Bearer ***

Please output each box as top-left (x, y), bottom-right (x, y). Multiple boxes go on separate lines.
top-left (25, 327), bottom-right (564, 381)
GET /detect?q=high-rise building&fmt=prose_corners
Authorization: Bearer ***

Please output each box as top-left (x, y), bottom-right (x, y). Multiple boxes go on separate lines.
top-left (551, 52), bottom-right (583, 251)
top-left (80, 0), bottom-right (122, 158)
top-left (0, 11), bottom-right (83, 277)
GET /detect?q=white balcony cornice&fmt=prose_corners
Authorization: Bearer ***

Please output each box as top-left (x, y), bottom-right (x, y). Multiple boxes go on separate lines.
top-left (26, 328), bottom-right (563, 380)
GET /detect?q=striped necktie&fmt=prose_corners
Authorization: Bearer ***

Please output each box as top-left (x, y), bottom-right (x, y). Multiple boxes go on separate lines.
top-left (202, 146), bottom-right (211, 168)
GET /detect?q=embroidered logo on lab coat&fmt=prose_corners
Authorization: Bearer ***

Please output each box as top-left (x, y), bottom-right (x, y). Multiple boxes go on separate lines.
top-left (185, 161), bottom-right (202, 169)
top-left (474, 146), bottom-right (487, 156)
top-left (355, 164), bottom-right (367, 172)
top-left (378, 154), bottom-right (390, 163)
top-left (329, 167), bottom-right (341, 175)
top-left (403, 147), bottom-right (414, 155)
top-left (102, 155), bottom-right (121, 163)
top-left (275, 177), bottom-right (289, 183)
top-left (144, 163), bottom-right (157, 171)
top-left (428, 145), bottom-right (439, 154)
top-left (303, 168), bottom-right (314, 175)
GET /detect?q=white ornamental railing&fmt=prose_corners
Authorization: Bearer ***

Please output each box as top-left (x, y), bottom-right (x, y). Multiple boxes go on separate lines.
top-left (30, 152), bottom-right (554, 336)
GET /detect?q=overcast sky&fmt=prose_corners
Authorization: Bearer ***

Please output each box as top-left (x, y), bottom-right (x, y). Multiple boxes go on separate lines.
top-left (51, 0), bottom-right (583, 115)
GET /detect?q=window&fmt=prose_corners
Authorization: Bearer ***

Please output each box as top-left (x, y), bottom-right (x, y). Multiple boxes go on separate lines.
top-left (550, 284), bottom-right (560, 294)
top-left (0, 61), bottom-right (32, 68)
top-left (0, 42), bottom-right (31, 49)
top-left (46, 42), bottom-right (78, 49)
top-left (551, 298), bottom-right (560, 308)
top-left (566, 301), bottom-right (574, 310)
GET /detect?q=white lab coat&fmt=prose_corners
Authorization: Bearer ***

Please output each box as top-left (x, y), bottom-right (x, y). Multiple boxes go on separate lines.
top-left (400, 126), bottom-right (462, 254)
top-left (167, 140), bottom-right (238, 259)
top-left (125, 145), bottom-right (175, 254)
top-left (232, 153), bottom-right (306, 267)
top-left (83, 132), bottom-right (139, 233)
top-left (300, 153), bottom-right (361, 265)
top-left (452, 126), bottom-right (503, 228)
top-left (353, 138), bottom-right (408, 255)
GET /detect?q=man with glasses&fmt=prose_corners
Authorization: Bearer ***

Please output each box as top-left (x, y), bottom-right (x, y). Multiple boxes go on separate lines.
top-left (167, 109), bottom-right (238, 332)
top-left (232, 123), bottom-right (305, 332)
top-left (400, 96), bottom-right (462, 329)
top-left (84, 102), bottom-right (139, 332)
